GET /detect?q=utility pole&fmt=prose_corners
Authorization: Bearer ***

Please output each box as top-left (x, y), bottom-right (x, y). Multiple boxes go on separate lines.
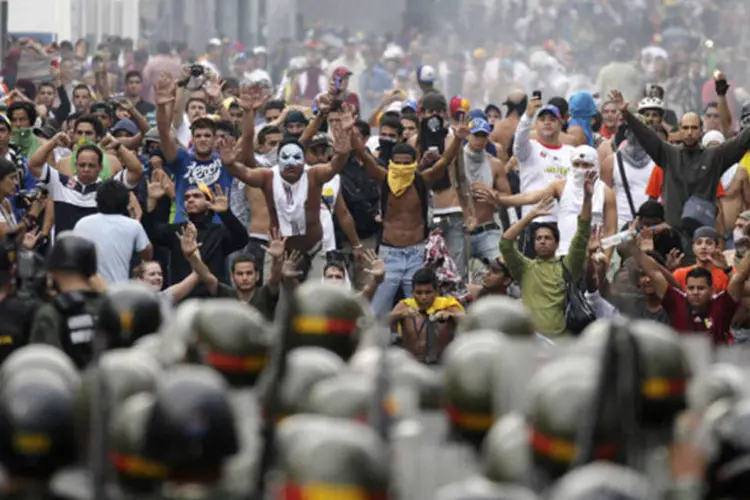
top-left (0, 0), bottom-right (7, 62)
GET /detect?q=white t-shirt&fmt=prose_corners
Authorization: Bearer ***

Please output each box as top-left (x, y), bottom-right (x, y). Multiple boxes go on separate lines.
top-left (73, 213), bottom-right (150, 284)
top-left (320, 175), bottom-right (341, 252)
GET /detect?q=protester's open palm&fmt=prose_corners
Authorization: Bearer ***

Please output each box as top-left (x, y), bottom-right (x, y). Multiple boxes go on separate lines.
top-left (263, 228), bottom-right (287, 261)
top-left (608, 90), bottom-right (627, 112)
top-left (207, 185), bottom-right (229, 213)
top-left (583, 170), bottom-right (597, 198)
top-left (154, 72), bottom-right (176, 105)
top-left (532, 197), bottom-right (555, 217)
top-left (177, 223), bottom-right (201, 257)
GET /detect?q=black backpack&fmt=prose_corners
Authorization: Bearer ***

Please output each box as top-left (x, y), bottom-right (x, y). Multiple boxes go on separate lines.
top-left (339, 157), bottom-right (382, 239)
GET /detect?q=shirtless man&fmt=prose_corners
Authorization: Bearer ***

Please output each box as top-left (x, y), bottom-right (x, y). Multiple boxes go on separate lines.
top-left (497, 145), bottom-right (617, 260)
top-left (221, 85), bottom-right (351, 280)
top-left (359, 116), bottom-right (468, 317)
top-left (459, 118), bottom-right (511, 263)
top-left (490, 90), bottom-right (525, 158)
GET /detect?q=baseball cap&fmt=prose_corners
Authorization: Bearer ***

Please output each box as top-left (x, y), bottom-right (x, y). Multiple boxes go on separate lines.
top-left (306, 132), bottom-right (331, 148)
top-left (470, 118), bottom-right (491, 135)
top-left (467, 108), bottom-right (488, 121)
top-left (401, 99), bottom-right (418, 113)
top-left (111, 119), bottom-right (138, 137)
top-left (449, 96), bottom-right (471, 118)
top-left (332, 66), bottom-right (352, 79)
top-left (186, 184), bottom-right (214, 201)
top-left (385, 101), bottom-right (403, 114)
top-left (417, 65), bottom-right (436, 84)
top-left (570, 145), bottom-right (598, 166)
top-left (537, 104), bottom-right (562, 120)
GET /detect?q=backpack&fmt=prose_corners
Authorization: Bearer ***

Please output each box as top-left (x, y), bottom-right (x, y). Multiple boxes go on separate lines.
top-left (381, 171), bottom-right (430, 241)
top-left (339, 158), bottom-right (382, 239)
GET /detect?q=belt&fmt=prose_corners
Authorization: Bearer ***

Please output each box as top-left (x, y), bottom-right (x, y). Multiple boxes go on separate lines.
top-left (305, 241), bottom-right (323, 259)
top-left (470, 222), bottom-right (500, 236)
top-left (433, 213), bottom-right (464, 223)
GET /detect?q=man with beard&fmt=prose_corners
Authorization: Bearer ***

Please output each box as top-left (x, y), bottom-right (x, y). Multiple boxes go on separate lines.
top-left (600, 117), bottom-right (657, 227)
top-left (222, 85), bottom-right (352, 281)
top-left (611, 89), bottom-right (750, 259)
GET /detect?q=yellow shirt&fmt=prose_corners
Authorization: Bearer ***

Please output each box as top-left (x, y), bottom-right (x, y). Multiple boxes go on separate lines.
top-left (396, 296), bottom-right (464, 336)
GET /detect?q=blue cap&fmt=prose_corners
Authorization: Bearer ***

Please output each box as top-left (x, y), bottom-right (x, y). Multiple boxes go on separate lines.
top-left (537, 105), bottom-right (562, 120)
top-left (401, 99), bottom-right (418, 113)
top-left (416, 65), bottom-right (436, 84)
top-left (111, 119), bottom-right (138, 137)
top-left (467, 108), bottom-right (488, 121)
top-left (469, 118), bottom-right (491, 135)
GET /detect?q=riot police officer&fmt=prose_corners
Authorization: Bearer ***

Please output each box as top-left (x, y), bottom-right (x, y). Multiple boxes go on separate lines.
top-left (97, 281), bottom-right (163, 349)
top-left (29, 233), bottom-right (101, 369)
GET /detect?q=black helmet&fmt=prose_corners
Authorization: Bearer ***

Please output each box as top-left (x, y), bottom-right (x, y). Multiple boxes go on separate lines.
top-left (436, 476), bottom-right (539, 500)
top-left (276, 415), bottom-right (390, 497)
top-left (157, 299), bottom-right (203, 366)
top-left (443, 331), bottom-right (508, 449)
top-left (0, 345), bottom-right (79, 391)
top-left (97, 281), bottom-right (163, 348)
top-left (143, 365), bottom-right (239, 474)
top-left (0, 368), bottom-right (79, 478)
top-left (290, 282), bottom-right (366, 360)
top-left (109, 393), bottom-right (166, 494)
top-left (257, 347), bottom-right (345, 419)
top-left (459, 296), bottom-right (535, 336)
top-left (548, 461), bottom-right (656, 500)
top-left (47, 233), bottom-right (97, 277)
top-left (193, 299), bottom-right (271, 387)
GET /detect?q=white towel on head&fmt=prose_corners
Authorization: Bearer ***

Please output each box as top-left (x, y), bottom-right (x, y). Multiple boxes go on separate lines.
top-left (272, 165), bottom-right (309, 237)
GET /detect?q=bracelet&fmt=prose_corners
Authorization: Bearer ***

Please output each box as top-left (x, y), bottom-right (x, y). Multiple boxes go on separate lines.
top-left (353, 244), bottom-right (363, 249)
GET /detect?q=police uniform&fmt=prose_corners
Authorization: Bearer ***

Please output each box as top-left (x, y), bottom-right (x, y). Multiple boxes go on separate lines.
top-left (29, 234), bottom-right (101, 369)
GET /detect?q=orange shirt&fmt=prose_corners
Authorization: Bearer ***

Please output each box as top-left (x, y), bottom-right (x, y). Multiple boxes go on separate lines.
top-left (646, 166), bottom-right (726, 200)
top-left (672, 265), bottom-right (729, 293)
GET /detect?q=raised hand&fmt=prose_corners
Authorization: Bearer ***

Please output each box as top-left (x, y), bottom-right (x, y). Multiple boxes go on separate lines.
top-left (21, 230), bottom-right (41, 250)
top-left (146, 174), bottom-right (166, 200)
top-left (98, 134), bottom-right (117, 151)
top-left (177, 223), bottom-right (201, 257)
top-left (207, 184), bottom-right (229, 213)
top-left (262, 227), bottom-right (287, 261)
top-left (203, 77), bottom-right (223, 101)
top-left (532, 197), bottom-right (555, 217)
top-left (282, 249), bottom-right (304, 280)
top-left (526, 95), bottom-right (542, 118)
top-left (583, 170), bottom-right (597, 198)
top-left (330, 117), bottom-right (352, 154)
top-left (217, 137), bottom-right (238, 165)
top-left (361, 248), bottom-right (386, 284)
top-left (607, 90), bottom-right (627, 112)
top-left (666, 248), bottom-right (685, 271)
top-left (454, 115), bottom-right (470, 140)
top-left (154, 72), bottom-right (176, 106)
top-left (238, 83), bottom-right (269, 111)
top-left (52, 132), bottom-right (72, 149)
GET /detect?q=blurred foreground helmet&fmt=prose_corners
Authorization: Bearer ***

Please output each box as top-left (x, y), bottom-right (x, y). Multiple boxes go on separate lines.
top-left (436, 475), bottom-right (538, 500)
top-left (97, 281), bottom-right (163, 348)
top-left (349, 345), bottom-right (443, 410)
top-left (481, 413), bottom-right (531, 485)
top-left (290, 282), bottom-right (366, 360)
top-left (458, 296), bottom-right (535, 336)
top-left (548, 461), bottom-right (655, 500)
top-left (689, 363), bottom-right (746, 413)
top-left (526, 356), bottom-right (620, 481)
top-left (0, 345), bottom-right (79, 391)
top-left (0, 368), bottom-right (78, 478)
top-left (705, 398), bottom-right (750, 498)
top-left (443, 331), bottom-right (507, 448)
top-left (258, 347), bottom-right (345, 419)
top-left (47, 233), bottom-right (97, 277)
top-left (157, 299), bottom-right (203, 366)
top-left (109, 393), bottom-right (166, 494)
top-left (194, 299), bottom-right (270, 387)
top-left (275, 415), bottom-right (390, 498)
top-left (77, 349), bottom-right (161, 432)
top-left (305, 372), bottom-right (374, 421)
top-left (143, 365), bottom-right (239, 474)
top-left (580, 319), bottom-right (690, 427)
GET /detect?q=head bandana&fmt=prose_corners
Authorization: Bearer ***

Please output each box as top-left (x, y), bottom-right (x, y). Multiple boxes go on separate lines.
top-left (568, 92), bottom-right (597, 147)
top-left (278, 142), bottom-right (304, 171)
top-left (569, 145), bottom-right (599, 185)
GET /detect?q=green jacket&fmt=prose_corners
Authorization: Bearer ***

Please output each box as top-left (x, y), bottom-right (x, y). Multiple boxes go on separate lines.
top-left (499, 217), bottom-right (591, 336)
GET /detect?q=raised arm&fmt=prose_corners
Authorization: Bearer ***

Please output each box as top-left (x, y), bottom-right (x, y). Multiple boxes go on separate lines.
top-left (28, 133), bottom-right (70, 178)
top-left (218, 139), bottom-right (268, 188)
top-left (237, 83), bottom-right (270, 167)
top-left (310, 111), bottom-right (354, 185)
top-left (728, 250), bottom-right (750, 303)
top-left (628, 234), bottom-right (669, 300)
top-left (496, 181), bottom-right (559, 208)
top-left (422, 117), bottom-right (469, 184)
top-left (352, 128), bottom-right (387, 182)
top-left (562, 171), bottom-right (595, 281)
top-left (154, 72), bottom-right (180, 163)
top-left (512, 96), bottom-right (539, 162)
top-left (611, 90), bottom-right (675, 171)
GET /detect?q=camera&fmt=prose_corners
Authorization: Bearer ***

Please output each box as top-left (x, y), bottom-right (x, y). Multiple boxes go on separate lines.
top-left (15, 186), bottom-right (48, 211)
top-left (190, 64), bottom-right (205, 77)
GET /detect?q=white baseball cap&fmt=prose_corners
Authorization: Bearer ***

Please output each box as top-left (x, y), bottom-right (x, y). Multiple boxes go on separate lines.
top-left (570, 145), bottom-right (598, 168)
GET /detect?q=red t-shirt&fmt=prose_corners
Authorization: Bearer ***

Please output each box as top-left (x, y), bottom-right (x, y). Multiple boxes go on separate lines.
top-left (662, 286), bottom-right (738, 345)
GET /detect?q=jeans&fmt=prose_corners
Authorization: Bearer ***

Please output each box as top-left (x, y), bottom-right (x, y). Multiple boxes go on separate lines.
top-left (435, 213), bottom-right (467, 282)
top-left (470, 229), bottom-right (502, 261)
top-left (371, 242), bottom-right (426, 318)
